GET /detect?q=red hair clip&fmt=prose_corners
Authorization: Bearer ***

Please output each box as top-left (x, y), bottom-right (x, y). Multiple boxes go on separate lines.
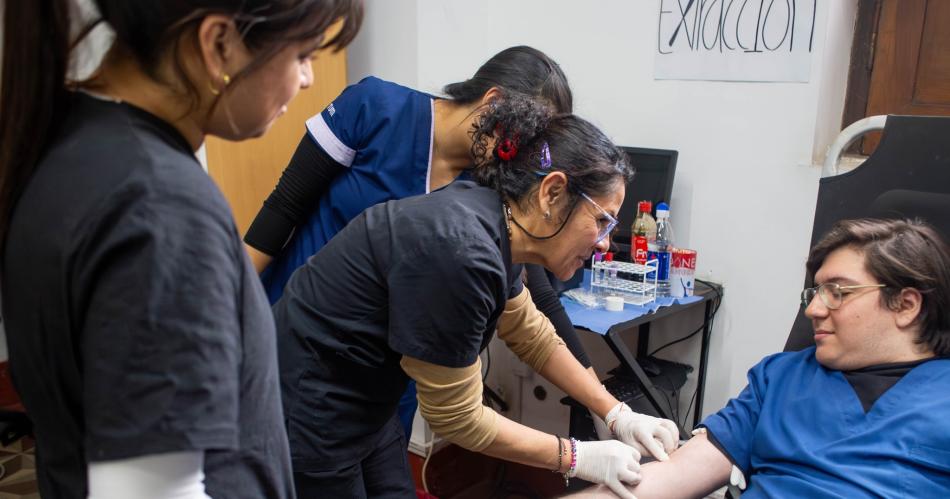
top-left (496, 138), bottom-right (518, 162)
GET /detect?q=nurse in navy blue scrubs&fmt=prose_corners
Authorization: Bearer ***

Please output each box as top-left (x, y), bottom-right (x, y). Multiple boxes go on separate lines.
top-left (243, 46), bottom-right (598, 438)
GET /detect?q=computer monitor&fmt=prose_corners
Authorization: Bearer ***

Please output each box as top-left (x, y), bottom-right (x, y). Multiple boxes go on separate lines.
top-left (612, 146), bottom-right (678, 244)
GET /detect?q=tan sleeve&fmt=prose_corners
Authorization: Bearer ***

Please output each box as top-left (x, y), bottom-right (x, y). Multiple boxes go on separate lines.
top-left (400, 356), bottom-right (499, 452)
top-left (496, 287), bottom-right (565, 372)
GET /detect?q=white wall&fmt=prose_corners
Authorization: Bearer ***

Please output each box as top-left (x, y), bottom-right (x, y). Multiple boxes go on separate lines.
top-left (346, 0), bottom-right (420, 87)
top-left (351, 0), bottom-right (858, 418)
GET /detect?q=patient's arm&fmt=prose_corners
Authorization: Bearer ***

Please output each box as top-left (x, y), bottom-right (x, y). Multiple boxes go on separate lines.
top-left (564, 432), bottom-right (733, 499)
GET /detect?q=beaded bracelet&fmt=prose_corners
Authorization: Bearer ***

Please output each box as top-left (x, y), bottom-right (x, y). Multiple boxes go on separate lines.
top-left (563, 437), bottom-right (578, 486)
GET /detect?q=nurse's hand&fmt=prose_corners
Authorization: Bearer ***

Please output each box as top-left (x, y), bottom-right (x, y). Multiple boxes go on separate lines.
top-left (571, 440), bottom-right (641, 499)
top-left (590, 384), bottom-right (613, 441)
top-left (608, 403), bottom-right (680, 461)
top-left (591, 407), bottom-right (612, 440)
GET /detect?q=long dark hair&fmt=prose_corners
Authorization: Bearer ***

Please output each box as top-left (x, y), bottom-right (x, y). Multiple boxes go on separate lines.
top-left (0, 0), bottom-right (363, 243)
top-left (469, 94), bottom-right (632, 211)
top-left (443, 46), bottom-right (573, 114)
top-left (807, 218), bottom-right (950, 355)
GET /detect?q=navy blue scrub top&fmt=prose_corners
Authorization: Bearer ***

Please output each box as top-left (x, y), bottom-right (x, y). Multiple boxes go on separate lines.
top-left (261, 77), bottom-right (435, 303)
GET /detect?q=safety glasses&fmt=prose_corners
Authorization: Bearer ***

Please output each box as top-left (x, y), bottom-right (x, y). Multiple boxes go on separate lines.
top-left (579, 192), bottom-right (618, 243)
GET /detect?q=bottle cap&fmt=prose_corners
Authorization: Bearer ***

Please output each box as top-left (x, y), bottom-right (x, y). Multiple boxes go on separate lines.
top-left (656, 202), bottom-right (670, 218)
top-left (638, 201), bottom-right (652, 214)
top-left (605, 252), bottom-right (614, 262)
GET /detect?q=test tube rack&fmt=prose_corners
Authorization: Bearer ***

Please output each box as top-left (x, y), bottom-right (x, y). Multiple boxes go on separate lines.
top-left (590, 259), bottom-right (659, 306)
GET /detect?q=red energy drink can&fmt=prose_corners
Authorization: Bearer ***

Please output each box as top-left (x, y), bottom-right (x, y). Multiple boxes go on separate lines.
top-left (671, 248), bottom-right (697, 297)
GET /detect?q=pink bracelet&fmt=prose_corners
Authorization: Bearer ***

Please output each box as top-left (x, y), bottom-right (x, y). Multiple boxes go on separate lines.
top-left (563, 437), bottom-right (578, 486)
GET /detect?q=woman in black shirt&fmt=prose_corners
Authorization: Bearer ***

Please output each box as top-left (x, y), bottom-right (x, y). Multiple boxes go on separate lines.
top-left (0, 1), bottom-right (361, 497)
top-left (243, 46), bottom-right (600, 441)
top-left (275, 100), bottom-right (680, 498)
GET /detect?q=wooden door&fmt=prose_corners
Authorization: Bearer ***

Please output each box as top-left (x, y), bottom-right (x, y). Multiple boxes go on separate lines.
top-left (862, 0), bottom-right (950, 154)
top-left (206, 47), bottom-right (348, 234)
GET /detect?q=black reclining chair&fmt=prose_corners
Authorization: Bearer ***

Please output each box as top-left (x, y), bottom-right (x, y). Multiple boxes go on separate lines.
top-left (721, 115), bottom-right (950, 498)
top-left (784, 114), bottom-right (950, 352)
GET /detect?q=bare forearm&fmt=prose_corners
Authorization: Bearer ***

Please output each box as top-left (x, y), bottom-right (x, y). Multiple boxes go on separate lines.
top-left (538, 344), bottom-right (617, 419)
top-left (480, 415), bottom-right (568, 473)
top-left (563, 434), bottom-right (731, 498)
top-left (630, 434), bottom-right (731, 498)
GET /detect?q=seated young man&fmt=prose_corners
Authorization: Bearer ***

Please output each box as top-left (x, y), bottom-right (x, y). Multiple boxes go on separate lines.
top-left (570, 218), bottom-right (950, 498)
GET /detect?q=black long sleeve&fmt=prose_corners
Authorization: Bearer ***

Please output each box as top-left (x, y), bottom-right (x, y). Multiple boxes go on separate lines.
top-left (243, 134), bottom-right (347, 255)
top-left (524, 263), bottom-right (592, 368)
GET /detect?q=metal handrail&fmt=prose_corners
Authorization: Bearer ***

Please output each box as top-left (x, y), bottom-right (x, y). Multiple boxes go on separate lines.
top-left (821, 115), bottom-right (887, 178)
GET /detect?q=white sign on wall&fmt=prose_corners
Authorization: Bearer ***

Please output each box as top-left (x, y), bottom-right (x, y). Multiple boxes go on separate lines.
top-left (654, 0), bottom-right (818, 82)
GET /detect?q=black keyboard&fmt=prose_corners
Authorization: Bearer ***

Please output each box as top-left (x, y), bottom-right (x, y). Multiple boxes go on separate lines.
top-left (603, 376), bottom-right (644, 405)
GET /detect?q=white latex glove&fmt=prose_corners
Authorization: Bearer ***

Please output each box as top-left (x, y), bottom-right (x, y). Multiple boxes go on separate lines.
top-left (607, 402), bottom-right (680, 461)
top-left (591, 407), bottom-right (612, 440)
top-left (570, 439), bottom-right (642, 499)
top-left (590, 385), bottom-right (613, 440)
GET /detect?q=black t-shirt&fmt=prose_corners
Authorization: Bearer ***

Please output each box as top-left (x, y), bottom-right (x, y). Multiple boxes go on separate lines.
top-left (843, 357), bottom-right (936, 413)
top-left (1, 93), bottom-right (294, 498)
top-left (274, 180), bottom-right (520, 470)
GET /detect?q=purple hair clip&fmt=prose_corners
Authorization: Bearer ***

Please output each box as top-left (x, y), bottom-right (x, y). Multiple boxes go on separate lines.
top-left (540, 142), bottom-right (552, 170)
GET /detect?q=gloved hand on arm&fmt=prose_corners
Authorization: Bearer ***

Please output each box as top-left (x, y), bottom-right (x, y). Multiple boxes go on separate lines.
top-left (570, 439), bottom-right (642, 499)
top-left (591, 406), bottom-right (613, 441)
top-left (607, 402), bottom-right (680, 461)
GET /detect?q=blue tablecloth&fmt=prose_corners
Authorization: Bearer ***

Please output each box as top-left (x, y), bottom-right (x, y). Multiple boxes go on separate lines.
top-left (560, 270), bottom-right (703, 336)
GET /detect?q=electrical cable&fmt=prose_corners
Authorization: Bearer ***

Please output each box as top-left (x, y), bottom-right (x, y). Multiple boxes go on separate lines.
top-left (648, 323), bottom-right (704, 358)
top-left (648, 280), bottom-right (722, 358)
top-left (681, 388), bottom-right (698, 430)
top-left (421, 436), bottom-right (434, 493)
top-left (642, 280), bottom-right (722, 429)
top-left (657, 370), bottom-right (680, 423)
top-left (666, 281), bottom-right (721, 431)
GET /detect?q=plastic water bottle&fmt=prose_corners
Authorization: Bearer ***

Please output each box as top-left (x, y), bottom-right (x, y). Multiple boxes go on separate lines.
top-left (650, 203), bottom-right (674, 296)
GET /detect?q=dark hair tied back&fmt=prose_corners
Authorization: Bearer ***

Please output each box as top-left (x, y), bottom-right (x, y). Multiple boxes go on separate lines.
top-left (470, 94), bottom-right (633, 211)
top-left (443, 46), bottom-right (573, 113)
top-left (471, 92), bottom-right (552, 173)
top-left (0, 0), bottom-right (363, 244)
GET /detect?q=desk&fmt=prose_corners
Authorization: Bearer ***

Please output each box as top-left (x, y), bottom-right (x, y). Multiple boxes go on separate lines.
top-left (561, 271), bottom-right (721, 432)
